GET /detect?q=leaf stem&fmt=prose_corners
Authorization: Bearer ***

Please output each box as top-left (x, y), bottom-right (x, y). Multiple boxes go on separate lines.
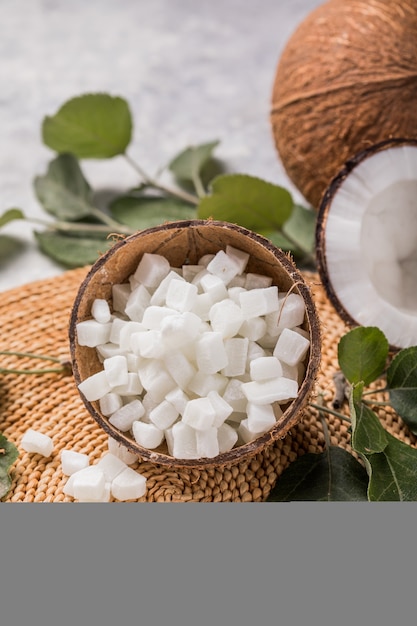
top-left (0, 350), bottom-right (62, 363)
top-left (0, 350), bottom-right (72, 375)
top-left (28, 216), bottom-right (134, 236)
top-left (123, 152), bottom-right (199, 206)
top-left (309, 401), bottom-right (351, 423)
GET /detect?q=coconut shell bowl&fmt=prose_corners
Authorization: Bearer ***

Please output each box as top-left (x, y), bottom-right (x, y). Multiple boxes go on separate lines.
top-left (69, 219), bottom-right (321, 470)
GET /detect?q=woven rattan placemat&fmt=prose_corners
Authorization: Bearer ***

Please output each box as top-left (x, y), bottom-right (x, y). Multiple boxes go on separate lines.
top-left (1, 267), bottom-right (415, 502)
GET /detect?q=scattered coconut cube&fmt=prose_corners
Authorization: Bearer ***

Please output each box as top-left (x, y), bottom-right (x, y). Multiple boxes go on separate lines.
top-left (273, 327), bottom-right (310, 366)
top-left (111, 467), bottom-right (147, 501)
top-left (95, 452), bottom-right (128, 482)
top-left (72, 466), bottom-right (107, 501)
top-left (78, 370), bottom-right (112, 401)
top-left (20, 428), bottom-right (54, 457)
top-left (61, 449), bottom-right (90, 476)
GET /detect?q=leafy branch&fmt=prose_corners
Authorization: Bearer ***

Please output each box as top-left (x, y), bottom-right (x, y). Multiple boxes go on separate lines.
top-left (0, 93), bottom-right (316, 269)
top-left (268, 326), bottom-right (417, 501)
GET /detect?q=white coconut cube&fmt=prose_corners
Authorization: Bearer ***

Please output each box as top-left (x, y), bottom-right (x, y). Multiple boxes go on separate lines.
top-left (217, 422), bottom-right (239, 453)
top-left (165, 278), bottom-right (198, 312)
top-left (109, 317), bottom-right (127, 344)
top-left (182, 397), bottom-right (216, 430)
top-left (225, 245), bottom-right (250, 274)
top-left (209, 299), bottom-right (244, 338)
top-left (76, 320), bottom-right (112, 347)
top-left (95, 452), bottom-right (127, 482)
top-left (241, 377), bottom-right (299, 405)
top-left (118, 321), bottom-right (146, 351)
top-left (149, 400), bottom-right (179, 430)
top-left (109, 399), bottom-right (145, 432)
top-left (249, 356), bottom-right (283, 381)
top-left (222, 337), bottom-right (249, 377)
top-left (206, 249), bottom-right (241, 284)
top-left (72, 466), bottom-right (107, 501)
top-left (171, 421), bottom-right (198, 459)
top-left (273, 327), bottom-right (310, 366)
top-left (138, 360), bottom-right (176, 399)
top-left (247, 403), bottom-right (277, 433)
top-left (111, 467), bottom-right (147, 501)
top-left (276, 293), bottom-right (306, 329)
top-left (196, 427), bottom-right (220, 458)
top-left (245, 273), bottom-right (273, 290)
top-left (61, 449), bottom-right (90, 476)
top-left (103, 354), bottom-right (129, 387)
top-left (246, 341), bottom-right (268, 364)
top-left (130, 329), bottom-right (165, 359)
top-left (165, 387), bottom-right (190, 416)
top-left (198, 253), bottom-right (215, 267)
top-left (112, 283), bottom-right (131, 314)
top-left (160, 311), bottom-right (201, 349)
top-left (227, 286), bottom-right (246, 304)
top-left (76, 482), bottom-right (112, 503)
top-left (239, 286), bottom-right (279, 319)
top-left (181, 264), bottom-right (205, 282)
top-left (207, 390), bottom-right (234, 427)
top-left (132, 252), bottom-right (171, 289)
top-left (187, 371), bottom-right (228, 397)
top-left (195, 331), bottom-right (228, 374)
top-left (191, 292), bottom-right (213, 321)
top-left (150, 270), bottom-right (185, 306)
top-left (198, 272), bottom-right (229, 303)
top-left (227, 274), bottom-right (247, 288)
top-left (164, 351), bottom-right (197, 390)
top-left (239, 317), bottom-right (267, 341)
top-left (237, 418), bottom-right (258, 443)
top-left (222, 378), bottom-right (248, 413)
top-left (132, 420), bottom-right (164, 449)
top-left (112, 372), bottom-right (143, 397)
top-left (96, 342), bottom-right (125, 361)
top-left (124, 284), bottom-right (151, 322)
top-left (107, 436), bottom-right (138, 465)
top-left (20, 428), bottom-right (54, 457)
top-left (78, 370), bottom-right (111, 401)
top-left (91, 298), bottom-right (112, 324)
top-left (126, 353), bottom-right (144, 373)
top-left (141, 305), bottom-right (178, 330)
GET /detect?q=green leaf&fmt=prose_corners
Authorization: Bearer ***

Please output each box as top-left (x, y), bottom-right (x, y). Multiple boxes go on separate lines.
top-left (110, 195), bottom-right (196, 230)
top-left (0, 208), bottom-right (25, 228)
top-left (42, 93), bottom-right (132, 158)
top-left (387, 346), bottom-right (417, 435)
top-left (365, 432), bottom-right (417, 501)
top-left (338, 326), bottom-right (389, 386)
top-left (0, 433), bottom-right (19, 500)
top-left (282, 203), bottom-right (316, 255)
top-left (197, 174), bottom-right (293, 232)
top-left (350, 396), bottom-right (389, 456)
top-left (267, 446), bottom-right (368, 501)
top-left (34, 154), bottom-right (94, 221)
top-left (168, 140), bottom-right (220, 181)
top-left (35, 231), bottom-right (114, 268)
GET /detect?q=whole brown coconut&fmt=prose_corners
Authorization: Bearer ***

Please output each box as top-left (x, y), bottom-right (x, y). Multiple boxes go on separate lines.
top-left (270, 0), bottom-right (417, 209)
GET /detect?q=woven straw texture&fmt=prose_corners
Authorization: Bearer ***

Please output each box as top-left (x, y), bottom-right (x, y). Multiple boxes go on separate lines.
top-left (1, 267), bottom-right (416, 502)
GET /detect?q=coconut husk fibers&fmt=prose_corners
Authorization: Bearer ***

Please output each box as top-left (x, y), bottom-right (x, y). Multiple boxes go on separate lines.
top-left (270, 0), bottom-right (417, 209)
top-left (2, 263), bottom-right (416, 502)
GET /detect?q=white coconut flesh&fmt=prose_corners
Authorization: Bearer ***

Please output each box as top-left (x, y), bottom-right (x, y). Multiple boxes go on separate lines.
top-left (322, 143), bottom-right (417, 349)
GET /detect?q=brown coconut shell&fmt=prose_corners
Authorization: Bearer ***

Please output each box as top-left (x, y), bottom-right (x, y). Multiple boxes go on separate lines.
top-left (69, 220), bottom-right (321, 470)
top-left (270, 0), bottom-right (417, 210)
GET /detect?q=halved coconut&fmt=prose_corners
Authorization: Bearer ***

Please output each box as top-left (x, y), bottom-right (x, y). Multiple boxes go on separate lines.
top-left (316, 138), bottom-right (417, 350)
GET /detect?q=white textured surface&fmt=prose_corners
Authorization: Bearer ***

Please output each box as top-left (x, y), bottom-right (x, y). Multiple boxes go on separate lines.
top-left (0, 0), bottom-right (322, 292)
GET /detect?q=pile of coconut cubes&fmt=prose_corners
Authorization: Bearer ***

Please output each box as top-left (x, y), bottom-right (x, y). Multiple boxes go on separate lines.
top-left (75, 245), bottom-right (310, 460)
